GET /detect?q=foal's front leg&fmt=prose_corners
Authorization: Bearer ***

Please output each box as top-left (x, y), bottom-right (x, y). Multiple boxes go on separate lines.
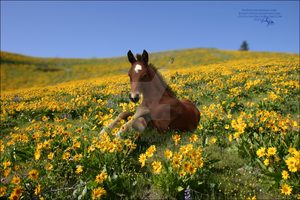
top-left (99, 111), bottom-right (132, 135)
top-left (115, 107), bottom-right (151, 137)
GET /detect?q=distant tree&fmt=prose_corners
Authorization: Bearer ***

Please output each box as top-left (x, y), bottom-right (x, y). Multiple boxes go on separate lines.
top-left (240, 41), bottom-right (249, 51)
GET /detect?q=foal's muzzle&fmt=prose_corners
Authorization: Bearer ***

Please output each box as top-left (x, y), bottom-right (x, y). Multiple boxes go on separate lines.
top-left (129, 94), bottom-right (140, 103)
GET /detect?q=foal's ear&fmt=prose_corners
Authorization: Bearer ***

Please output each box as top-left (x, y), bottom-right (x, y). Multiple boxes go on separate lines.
top-left (142, 50), bottom-right (148, 63)
top-left (127, 50), bottom-right (136, 64)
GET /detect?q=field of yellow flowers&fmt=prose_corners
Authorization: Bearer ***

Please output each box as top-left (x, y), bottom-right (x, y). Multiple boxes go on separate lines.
top-left (0, 49), bottom-right (299, 199)
top-left (1, 49), bottom-right (297, 91)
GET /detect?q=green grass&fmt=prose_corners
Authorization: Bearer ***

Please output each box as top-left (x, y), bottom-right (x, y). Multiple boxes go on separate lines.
top-left (0, 49), bottom-right (299, 199)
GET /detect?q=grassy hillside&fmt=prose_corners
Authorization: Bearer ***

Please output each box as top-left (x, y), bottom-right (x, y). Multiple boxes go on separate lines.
top-left (0, 49), bottom-right (299, 199)
top-left (1, 49), bottom-right (297, 91)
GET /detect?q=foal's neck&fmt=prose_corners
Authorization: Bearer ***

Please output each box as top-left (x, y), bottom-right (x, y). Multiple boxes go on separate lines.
top-left (143, 67), bottom-right (172, 105)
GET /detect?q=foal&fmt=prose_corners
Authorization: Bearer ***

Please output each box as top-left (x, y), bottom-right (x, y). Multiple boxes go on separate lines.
top-left (100, 50), bottom-right (200, 136)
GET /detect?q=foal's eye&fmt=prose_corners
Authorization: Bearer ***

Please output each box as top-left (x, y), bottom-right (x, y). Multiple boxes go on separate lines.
top-left (143, 74), bottom-right (147, 79)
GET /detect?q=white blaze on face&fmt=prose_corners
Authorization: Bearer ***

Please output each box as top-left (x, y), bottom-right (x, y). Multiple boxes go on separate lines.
top-left (134, 64), bottom-right (142, 73)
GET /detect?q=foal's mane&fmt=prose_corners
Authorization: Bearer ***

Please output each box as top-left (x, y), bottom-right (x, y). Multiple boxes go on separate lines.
top-left (136, 54), bottom-right (176, 98)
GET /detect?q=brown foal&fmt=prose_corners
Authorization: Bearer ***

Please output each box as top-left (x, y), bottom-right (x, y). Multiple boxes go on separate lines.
top-left (100, 50), bottom-right (200, 136)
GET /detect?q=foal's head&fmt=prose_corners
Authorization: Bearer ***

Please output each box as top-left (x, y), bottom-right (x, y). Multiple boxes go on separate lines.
top-left (127, 50), bottom-right (152, 103)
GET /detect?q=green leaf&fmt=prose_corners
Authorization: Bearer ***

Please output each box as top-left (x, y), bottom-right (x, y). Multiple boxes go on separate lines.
top-left (242, 142), bottom-right (251, 157)
top-left (87, 181), bottom-right (98, 188)
top-left (264, 171), bottom-right (282, 181)
top-left (294, 134), bottom-right (300, 148)
top-left (83, 142), bottom-right (87, 156)
top-left (73, 188), bottom-right (80, 197)
top-left (163, 162), bottom-right (169, 172)
top-left (209, 158), bottom-right (221, 164)
top-left (177, 186), bottom-right (184, 192)
top-left (132, 180), bottom-right (137, 186)
top-left (210, 183), bottom-right (216, 188)
top-left (267, 166), bottom-right (273, 173)
top-left (111, 173), bottom-right (118, 180)
top-left (15, 148), bottom-right (34, 160)
top-left (82, 185), bottom-right (87, 195)
top-left (198, 181), bottom-right (204, 185)
top-left (261, 180), bottom-right (277, 192)
top-left (256, 158), bottom-right (267, 170)
top-left (268, 181), bottom-right (279, 191)
top-left (116, 193), bottom-right (126, 197)
top-left (203, 136), bottom-right (208, 146)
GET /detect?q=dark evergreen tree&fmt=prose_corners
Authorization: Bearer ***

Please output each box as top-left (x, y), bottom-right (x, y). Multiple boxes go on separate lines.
top-left (240, 41), bottom-right (249, 51)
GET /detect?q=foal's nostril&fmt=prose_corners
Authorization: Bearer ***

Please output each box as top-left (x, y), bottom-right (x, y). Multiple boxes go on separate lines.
top-left (135, 94), bottom-right (140, 101)
top-left (129, 94), bottom-right (140, 103)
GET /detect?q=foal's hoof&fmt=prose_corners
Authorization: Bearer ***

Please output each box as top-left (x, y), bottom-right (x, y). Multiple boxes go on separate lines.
top-left (115, 128), bottom-right (126, 137)
top-left (115, 131), bottom-right (121, 138)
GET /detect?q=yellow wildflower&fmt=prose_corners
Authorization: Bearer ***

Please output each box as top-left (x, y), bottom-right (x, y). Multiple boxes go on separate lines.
top-left (164, 150), bottom-right (173, 159)
top-left (139, 154), bottom-right (147, 167)
top-left (264, 158), bottom-right (269, 166)
top-left (46, 163), bottom-right (53, 171)
top-left (210, 138), bottom-right (217, 144)
top-left (190, 134), bottom-right (198, 143)
top-left (187, 163), bottom-right (196, 175)
top-left (267, 147), bottom-right (277, 156)
top-left (173, 134), bottom-right (181, 146)
top-left (179, 171), bottom-right (186, 176)
top-left (0, 186), bottom-right (7, 196)
top-left (75, 166), bottom-right (83, 174)
top-left (62, 152), bottom-right (71, 160)
top-left (34, 184), bottom-right (41, 195)
top-left (11, 177), bottom-right (21, 185)
top-left (288, 148), bottom-right (297, 154)
top-left (48, 152), bottom-right (54, 160)
top-left (280, 183), bottom-right (292, 195)
top-left (95, 171), bottom-right (107, 184)
top-left (256, 147), bottom-right (266, 158)
top-left (92, 187), bottom-right (106, 200)
top-left (282, 170), bottom-right (290, 179)
top-left (152, 161), bottom-right (162, 174)
top-left (29, 169), bottom-right (38, 180)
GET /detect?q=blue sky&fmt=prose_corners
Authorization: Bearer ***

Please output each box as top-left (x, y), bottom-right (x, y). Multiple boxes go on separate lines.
top-left (1, 1), bottom-right (299, 58)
